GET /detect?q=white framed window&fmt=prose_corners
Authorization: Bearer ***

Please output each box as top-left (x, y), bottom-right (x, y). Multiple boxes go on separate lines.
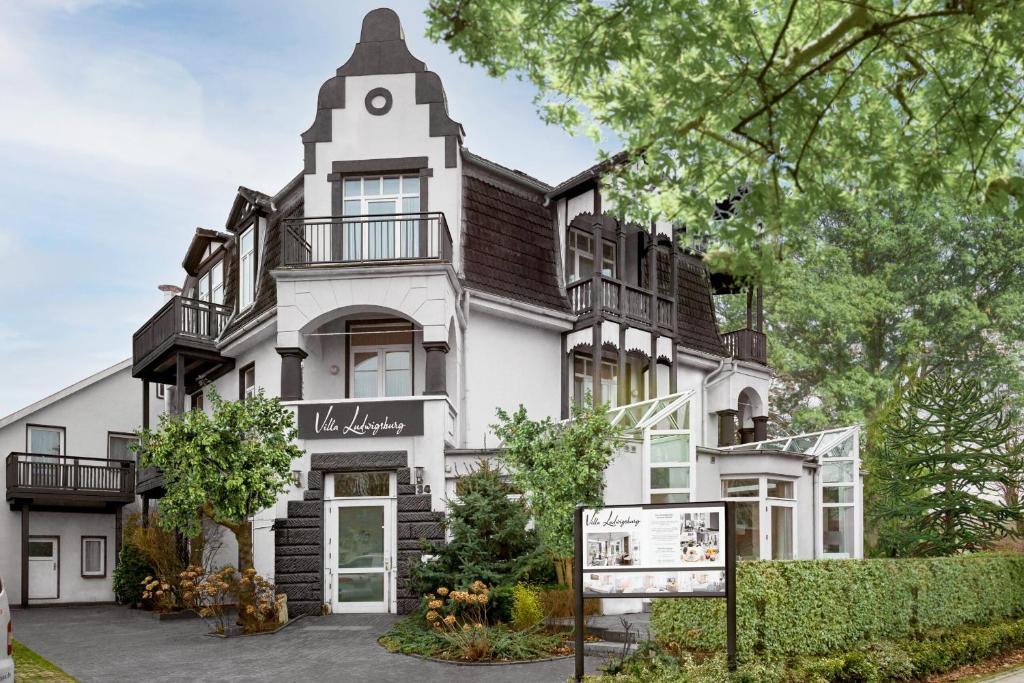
top-left (342, 175), bottom-right (421, 260)
top-left (566, 229), bottom-right (615, 282)
top-left (155, 383), bottom-right (165, 400)
top-left (108, 433), bottom-right (139, 464)
top-left (196, 261), bottom-right (224, 305)
top-left (81, 536), bottom-right (106, 578)
top-left (349, 322), bottom-right (413, 398)
top-left (721, 476), bottom-right (798, 560)
top-left (26, 425), bottom-right (64, 457)
top-left (573, 355), bottom-right (618, 407)
top-left (644, 431), bottom-right (692, 504)
top-left (239, 225), bottom-right (256, 309)
top-left (240, 364), bottom-right (256, 400)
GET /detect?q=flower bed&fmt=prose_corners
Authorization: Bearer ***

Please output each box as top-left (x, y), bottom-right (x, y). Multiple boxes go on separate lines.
top-left (379, 582), bottom-right (572, 663)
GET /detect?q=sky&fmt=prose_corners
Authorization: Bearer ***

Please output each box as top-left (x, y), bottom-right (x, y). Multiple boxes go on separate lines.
top-left (0, 0), bottom-right (601, 417)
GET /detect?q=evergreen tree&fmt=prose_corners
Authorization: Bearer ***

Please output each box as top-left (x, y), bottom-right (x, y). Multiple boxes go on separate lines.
top-left (871, 372), bottom-right (1024, 557)
top-left (411, 460), bottom-right (547, 595)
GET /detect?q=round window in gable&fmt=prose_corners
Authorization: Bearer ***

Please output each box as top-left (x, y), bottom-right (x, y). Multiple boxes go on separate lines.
top-left (365, 87), bottom-right (393, 116)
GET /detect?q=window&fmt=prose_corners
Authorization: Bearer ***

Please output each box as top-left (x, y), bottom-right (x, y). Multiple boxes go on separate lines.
top-left (333, 471), bottom-right (391, 497)
top-left (81, 537), bottom-right (106, 578)
top-left (566, 229), bottom-right (615, 282)
top-left (722, 479), bottom-right (759, 498)
top-left (27, 425), bottom-right (64, 457)
top-left (820, 435), bottom-right (857, 557)
top-left (155, 384), bottom-right (165, 400)
top-left (648, 433), bottom-right (691, 504)
top-left (191, 392), bottom-right (204, 411)
top-left (734, 502), bottom-right (760, 561)
top-left (239, 363), bottom-right (256, 400)
top-left (195, 261), bottom-right (224, 306)
top-left (108, 433), bottom-right (139, 464)
top-left (573, 355), bottom-right (618, 407)
top-left (342, 175), bottom-right (421, 260)
top-left (239, 225), bottom-right (256, 309)
top-left (766, 479), bottom-right (794, 499)
top-left (349, 322), bottom-right (413, 398)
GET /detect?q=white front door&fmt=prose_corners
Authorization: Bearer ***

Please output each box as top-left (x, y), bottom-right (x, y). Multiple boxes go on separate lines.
top-left (324, 472), bottom-right (397, 613)
top-left (28, 537), bottom-right (59, 600)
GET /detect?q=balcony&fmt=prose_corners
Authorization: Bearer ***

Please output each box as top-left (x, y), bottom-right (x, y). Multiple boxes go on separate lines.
top-left (6, 453), bottom-right (135, 510)
top-left (566, 274), bottom-right (675, 336)
top-left (132, 295), bottom-right (234, 389)
top-left (722, 328), bottom-right (767, 364)
top-left (281, 212), bottom-right (452, 267)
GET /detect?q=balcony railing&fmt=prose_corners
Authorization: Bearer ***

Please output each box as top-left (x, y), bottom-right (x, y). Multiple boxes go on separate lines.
top-left (132, 295), bottom-right (232, 369)
top-left (566, 274), bottom-right (675, 335)
top-left (6, 453), bottom-right (135, 506)
top-left (722, 328), bottom-right (767, 364)
top-left (281, 212), bottom-right (452, 267)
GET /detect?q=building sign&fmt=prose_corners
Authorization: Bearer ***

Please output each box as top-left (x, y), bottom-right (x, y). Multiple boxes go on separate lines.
top-left (572, 501), bottom-right (737, 681)
top-left (581, 504), bottom-right (726, 597)
top-left (296, 400), bottom-right (424, 439)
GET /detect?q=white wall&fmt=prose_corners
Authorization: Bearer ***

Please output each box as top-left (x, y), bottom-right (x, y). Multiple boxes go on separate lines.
top-left (0, 364), bottom-right (142, 605)
top-left (462, 307), bottom-right (562, 449)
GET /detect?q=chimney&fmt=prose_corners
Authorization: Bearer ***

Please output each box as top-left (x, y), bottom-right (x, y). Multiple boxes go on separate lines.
top-left (158, 284), bottom-right (182, 302)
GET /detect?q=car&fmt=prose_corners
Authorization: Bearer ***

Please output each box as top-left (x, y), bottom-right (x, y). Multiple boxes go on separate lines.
top-left (0, 574), bottom-right (13, 683)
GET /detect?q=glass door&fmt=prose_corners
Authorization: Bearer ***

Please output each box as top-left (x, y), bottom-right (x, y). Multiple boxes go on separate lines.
top-left (27, 426), bottom-right (63, 487)
top-left (324, 472), bottom-right (396, 613)
top-left (767, 503), bottom-right (796, 560)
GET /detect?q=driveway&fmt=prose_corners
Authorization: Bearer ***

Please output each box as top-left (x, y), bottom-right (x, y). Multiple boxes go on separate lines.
top-left (12, 606), bottom-right (601, 683)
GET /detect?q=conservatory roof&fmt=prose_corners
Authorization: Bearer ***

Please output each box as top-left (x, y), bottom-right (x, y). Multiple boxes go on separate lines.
top-left (606, 390), bottom-right (695, 435)
top-left (719, 426), bottom-right (858, 459)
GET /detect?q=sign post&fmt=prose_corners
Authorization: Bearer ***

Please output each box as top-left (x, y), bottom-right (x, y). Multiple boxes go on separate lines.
top-left (573, 501), bottom-right (737, 682)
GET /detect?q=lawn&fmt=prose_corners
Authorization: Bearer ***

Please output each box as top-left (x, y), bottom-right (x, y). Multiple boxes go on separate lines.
top-left (12, 640), bottom-right (77, 683)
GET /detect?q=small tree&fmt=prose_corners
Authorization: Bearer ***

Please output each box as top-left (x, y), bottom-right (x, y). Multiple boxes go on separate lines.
top-left (492, 400), bottom-right (621, 586)
top-left (871, 372), bottom-right (1024, 557)
top-left (136, 388), bottom-right (301, 570)
top-left (411, 460), bottom-right (546, 598)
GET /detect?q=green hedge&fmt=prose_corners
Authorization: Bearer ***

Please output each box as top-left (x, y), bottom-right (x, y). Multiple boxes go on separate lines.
top-left (650, 554), bottom-right (1024, 660)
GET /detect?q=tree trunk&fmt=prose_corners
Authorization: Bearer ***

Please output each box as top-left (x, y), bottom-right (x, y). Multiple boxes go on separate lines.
top-left (234, 520), bottom-right (253, 571)
top-left (554, 556), bottom-right (574, 590)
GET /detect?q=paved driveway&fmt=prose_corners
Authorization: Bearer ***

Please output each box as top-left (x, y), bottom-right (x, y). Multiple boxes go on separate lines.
top-left (12, 606), bottom-right (600, 683)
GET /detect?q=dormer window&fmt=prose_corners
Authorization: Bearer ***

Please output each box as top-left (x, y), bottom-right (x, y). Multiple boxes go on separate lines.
top-left (567, 229), bottom-right (615, 282)
top-left (195, 261), bottom-right (224, 305)
top-left (239, 225), bottom-right (256, 309)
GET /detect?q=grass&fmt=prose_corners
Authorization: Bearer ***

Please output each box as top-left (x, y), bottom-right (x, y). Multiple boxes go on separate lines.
top-left (12, 640), bottom-right (78, 683)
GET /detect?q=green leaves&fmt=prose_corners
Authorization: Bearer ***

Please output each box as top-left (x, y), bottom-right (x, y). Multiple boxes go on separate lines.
top-left (427, 1), bottom-right (1024, 276)
top-left (491, 400), bottom-right (622, 559)
top-left (134, 388), bottom-right (302, 540)
top-left (870, 372), bottom-right (1024, 556)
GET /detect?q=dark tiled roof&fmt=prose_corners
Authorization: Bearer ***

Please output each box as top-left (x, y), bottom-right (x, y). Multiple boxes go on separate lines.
top-left (221, 184), bottom-right (304, 339)
top-left (462, 174), bottom-right (569, 312)
top-left (676, 254), bottom-right (728, 357)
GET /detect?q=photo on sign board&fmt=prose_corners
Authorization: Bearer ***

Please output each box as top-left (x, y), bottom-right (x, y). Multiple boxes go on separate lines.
top-left (582, 571), bottom-right (681, 595)
top-left (586, 531), bottom-right (640, 567)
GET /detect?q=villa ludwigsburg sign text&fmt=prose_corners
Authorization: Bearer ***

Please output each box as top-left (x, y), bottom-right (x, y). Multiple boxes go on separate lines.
top-left (297, 400), bottom-right (425, 439)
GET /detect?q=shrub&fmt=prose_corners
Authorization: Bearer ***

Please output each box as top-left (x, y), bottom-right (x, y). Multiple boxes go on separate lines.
top-left (411, 461), bottom-right (547, 596)
top-left (511, 584), bottom-right (544, 631)
top-left (112, 543), bottom-right (153, 605)
top-left (651, 554), bottom-right (1024, 661)
top-left (124, 511), bottom-right (185, 608)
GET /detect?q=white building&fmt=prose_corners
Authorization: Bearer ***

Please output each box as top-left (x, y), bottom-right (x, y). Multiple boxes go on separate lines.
top-left (0, 360), bottom-right (144, 606)
top-left (126, 8), bottom-right (862, 616)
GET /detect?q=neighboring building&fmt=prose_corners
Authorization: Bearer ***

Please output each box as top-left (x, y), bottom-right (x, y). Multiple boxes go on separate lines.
top-left (0, 360), bottom-right (143, 607)
top-left (129, 8), bottom-right (862, 617)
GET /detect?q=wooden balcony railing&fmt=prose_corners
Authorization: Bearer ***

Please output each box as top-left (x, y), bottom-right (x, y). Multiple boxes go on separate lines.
top-left (722, 328), bottom-right (767, 364)
top-left (281, 212), bottom-right (452, 267)
top-left (132, 295), bottom-right (231, 368)
top-left (6, 453), bottom-right (135, 505)
top-left (566, 274), bottom-right (675, 335)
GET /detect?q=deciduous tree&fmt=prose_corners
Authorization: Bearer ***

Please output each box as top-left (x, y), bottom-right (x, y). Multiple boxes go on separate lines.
top-left (135, 389), bottom-right (301, 571)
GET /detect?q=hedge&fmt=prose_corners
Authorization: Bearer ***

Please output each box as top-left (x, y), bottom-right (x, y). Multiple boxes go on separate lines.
top-left (650, 553), bottom-right (1024, 660)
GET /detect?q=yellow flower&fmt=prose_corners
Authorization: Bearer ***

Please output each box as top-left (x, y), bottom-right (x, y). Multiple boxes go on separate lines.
top-left (443, 615), bottom-right (457, 626)
top-left (426, 610), bottom-right (439, 621)
top-left (437, 587), bottom-right (449, 596)
top-left (428, 600), bottom-right (442, 610)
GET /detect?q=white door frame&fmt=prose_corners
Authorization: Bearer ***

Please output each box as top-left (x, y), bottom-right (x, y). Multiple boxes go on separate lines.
top-left (28, 535), bottom-right (60, 600)
top-left (323, 473), bottom-right (397, 614)
top-left (763, 500), bottom-right (797, 560)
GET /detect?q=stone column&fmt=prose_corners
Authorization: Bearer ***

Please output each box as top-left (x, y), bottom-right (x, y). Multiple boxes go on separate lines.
top-left (423, 341), bottom-right (450, 396)
top-left (738, 427), bottom-right (755, 444)
top-left (716, 409), bottom-right (739, 447)
top-left (752, 415), bottom-right (769, 442)
top-left (277, 347), bottom-right (308, 401)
